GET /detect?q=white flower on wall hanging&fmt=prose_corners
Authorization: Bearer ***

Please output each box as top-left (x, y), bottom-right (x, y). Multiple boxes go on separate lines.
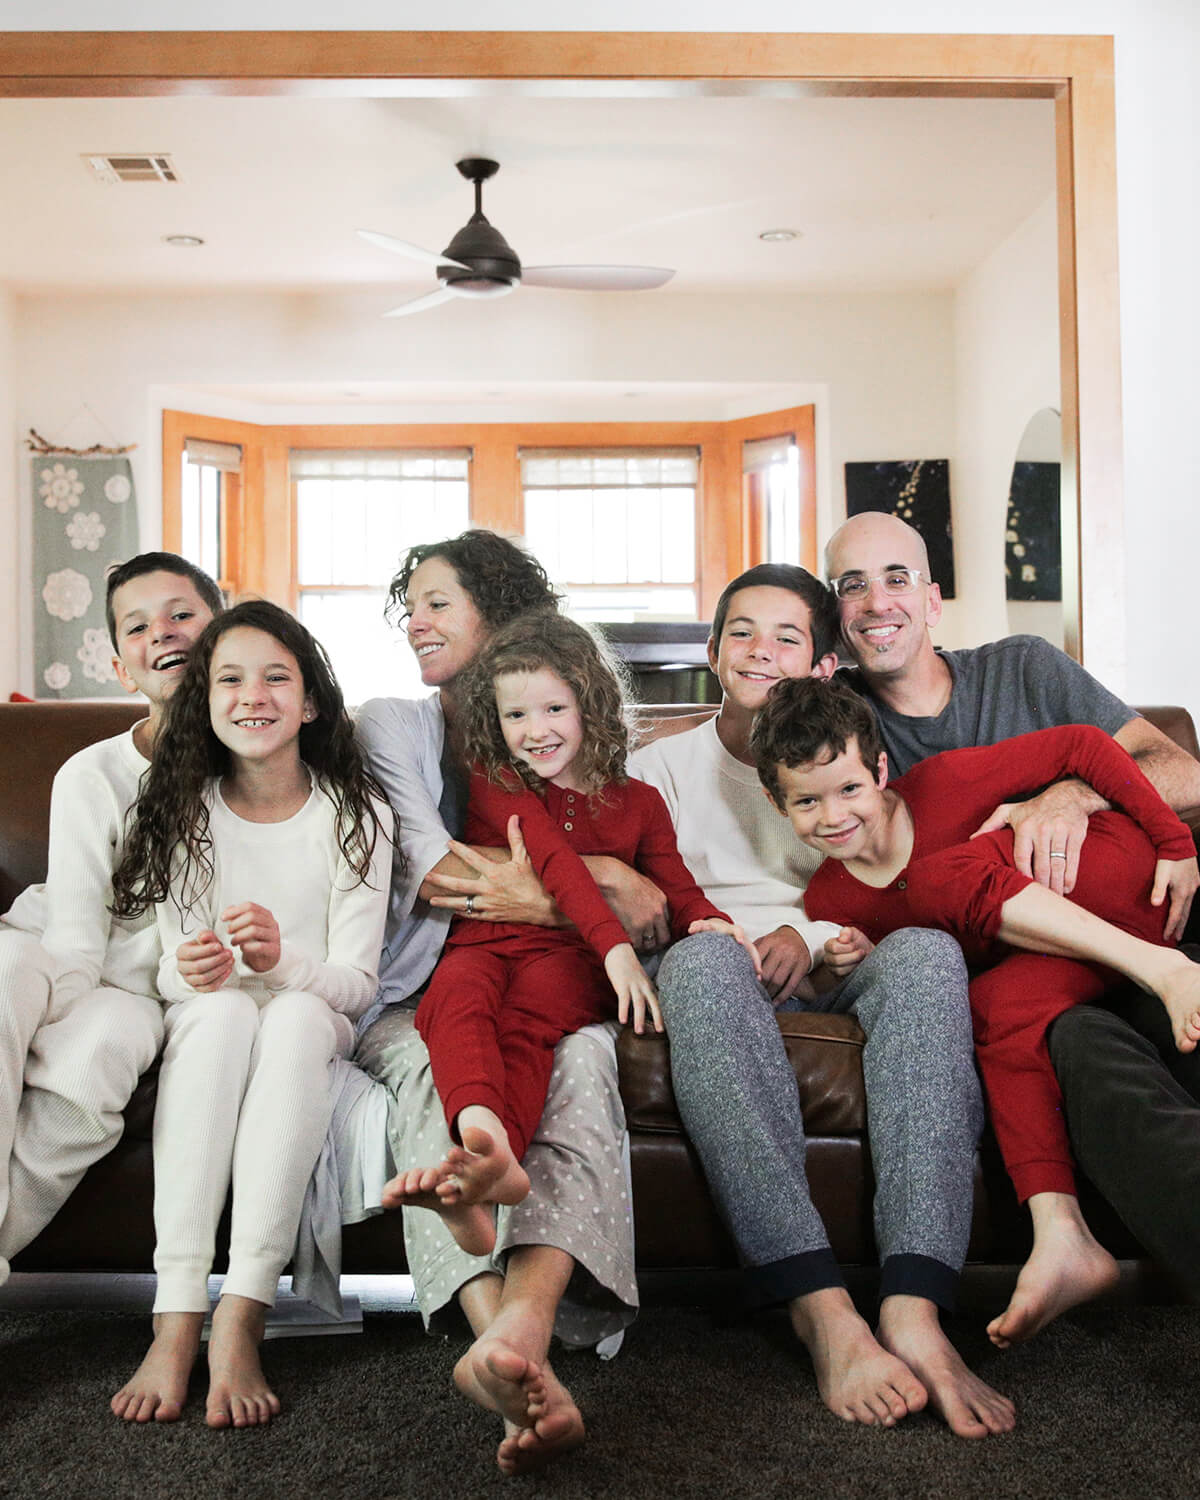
top-left (104, 473), bottom-right (132, 504)
top-left (77, 627), bottom-right (117, 684)
top-left (42, 568), bottom-right (92, 621)
top-left (40, 462), bottom-right (85, 514)
top-left (43, 661), bottom-right (71, 691)
top-left (66, 510), bottom-right (106, 552)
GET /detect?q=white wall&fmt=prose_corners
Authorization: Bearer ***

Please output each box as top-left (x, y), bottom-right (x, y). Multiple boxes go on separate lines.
top-left (951, 193), bottom-right (1060, 650)
top-left (6, 0), bottom-right (1198, 716)
top-left (8, 286), bottom-right (955, 693)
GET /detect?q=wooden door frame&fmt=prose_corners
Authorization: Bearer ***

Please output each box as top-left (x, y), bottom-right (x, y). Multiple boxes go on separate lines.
top-left (0, 30), bottom-right (1122, 672)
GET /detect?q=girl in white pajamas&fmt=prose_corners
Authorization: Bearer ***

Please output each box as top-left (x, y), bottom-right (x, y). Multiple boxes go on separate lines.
top-left (108, 600), bottom-right (392, 1430)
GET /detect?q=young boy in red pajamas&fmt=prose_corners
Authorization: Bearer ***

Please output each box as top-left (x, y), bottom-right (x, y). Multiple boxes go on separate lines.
top-left (750, 674), bottom-right (1200, 1347)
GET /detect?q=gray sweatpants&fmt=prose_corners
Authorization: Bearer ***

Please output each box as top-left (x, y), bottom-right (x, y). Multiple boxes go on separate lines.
top-left (656, 928), bottom-right (981, 1311)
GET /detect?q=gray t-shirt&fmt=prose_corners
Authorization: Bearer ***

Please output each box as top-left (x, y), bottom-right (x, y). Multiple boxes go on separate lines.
top-left (840, 634), bottom-right (1136, 777)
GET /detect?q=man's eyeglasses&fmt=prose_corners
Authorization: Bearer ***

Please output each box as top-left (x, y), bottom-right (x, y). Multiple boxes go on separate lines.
top-left (830, 568), bottom-right (927, 602)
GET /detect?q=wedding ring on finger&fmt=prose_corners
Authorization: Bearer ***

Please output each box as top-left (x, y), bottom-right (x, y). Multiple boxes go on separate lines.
top-left (465, 895), bottom-right (476, 915)
top-left (1049, 850), bottom-right (1067, 861)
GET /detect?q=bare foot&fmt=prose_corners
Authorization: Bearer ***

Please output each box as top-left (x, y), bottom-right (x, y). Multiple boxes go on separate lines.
top-left (382, 1162), bottom-right (497, 1258)
top-left (790, 1286), bottom-right (927, 1427)
top-left (496, 1365), bottom-right (586, 1476)
top-left (438, 1125), bottom-right (531, 1209)
top-left (1155, 955), bottom-right (1200, 1052)
top-left (877, 1295), bottom-right (1015, 1438)
top-left (206, 1294), bottom-right (281, 1429)
top-left (987, 1203), bottom-right (1119, 1348)
top-left (454, 1336), bottom-right (544, 1429)
top-left (111, 1311), bottom-right (203, 1423)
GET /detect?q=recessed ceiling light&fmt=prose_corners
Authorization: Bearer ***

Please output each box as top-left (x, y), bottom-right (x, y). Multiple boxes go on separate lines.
top-left (758, 228), bottom-right (800, 243)
top-left (163, 234), bottom-right (204, 248)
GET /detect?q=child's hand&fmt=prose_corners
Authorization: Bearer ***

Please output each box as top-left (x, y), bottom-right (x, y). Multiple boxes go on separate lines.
top-left (221, 902), bottom-right (282, 973)
top-left (177, 930), bottom-right (235, 992)
top-left (1150, 856), bottom-right (1200, 943)
top-left (688, 917), bottom-right (764, 980)
top-left (604, 942), bottom-right (663, 1035)
top-left (824, 926), bottom-right (874, 979)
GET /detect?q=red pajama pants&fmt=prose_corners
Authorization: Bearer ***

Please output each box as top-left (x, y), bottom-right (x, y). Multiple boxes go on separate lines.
top-left (908, 810), bottom-right (1175, 1203)
top-left (415, 938), bottom-right (613, 1161)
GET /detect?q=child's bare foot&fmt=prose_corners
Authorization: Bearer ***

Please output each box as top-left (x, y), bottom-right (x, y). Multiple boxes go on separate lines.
top-left (496, 1364), bottom-right (586, 1476)
top-left (206, 1294), bottom-right (280, 1429)
top-left (454, 1336), bottom-right (584, 1475)
top-left (790, 1286), bottom-right (927, 1427)
top-left (877, 1295), bottom-right (1015, 1438)
top-left (111, 1311), bottom-right (203, 1423)
top-left (438, 1125), bottom-right (531, 1210)
top-left (382, 1162), bottom-right (497, 1257)
top-left (988, 1197), bottom-right (1119, 1348)
top-left (1155, 955), bottom-right (1200, 1052)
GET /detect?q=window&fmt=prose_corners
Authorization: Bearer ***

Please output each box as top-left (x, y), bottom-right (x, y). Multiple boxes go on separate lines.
top-left (742, 435), bottom-right (802, 565)
top-left (180, 437), bottom-right (241, 596)
top-left (520, 448), bottom-right (699, 621)
top-left (292, 448), bottom-right (470, 704)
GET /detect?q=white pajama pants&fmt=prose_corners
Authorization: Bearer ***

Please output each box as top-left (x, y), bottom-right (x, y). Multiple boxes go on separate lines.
top-left (0, 929), bottom-right (163, 1280)
top-left (152, 986), bottom-right (352, 1314)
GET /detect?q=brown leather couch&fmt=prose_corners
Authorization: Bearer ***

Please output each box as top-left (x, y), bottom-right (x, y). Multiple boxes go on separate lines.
top-left (5, 698), bottom-right (1199, 1279)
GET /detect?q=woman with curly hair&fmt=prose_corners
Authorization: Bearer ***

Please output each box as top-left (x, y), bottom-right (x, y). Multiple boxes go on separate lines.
top-left (354, 531), bottom-right (663, 1475)
top-left (109, 600), bottom-right (391, 1430)
top-left (395, 612), bottom-right (753, 1246)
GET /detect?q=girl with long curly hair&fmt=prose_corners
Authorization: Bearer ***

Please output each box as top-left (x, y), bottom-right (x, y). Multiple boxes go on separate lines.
top-left (109, 600), bottom-right (392, 1432)
top-left (388, 610), bottom-right (758, 1253)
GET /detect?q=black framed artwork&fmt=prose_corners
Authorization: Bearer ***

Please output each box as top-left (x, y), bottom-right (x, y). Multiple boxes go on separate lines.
top-left (843, 459), bottom-right (955, 599)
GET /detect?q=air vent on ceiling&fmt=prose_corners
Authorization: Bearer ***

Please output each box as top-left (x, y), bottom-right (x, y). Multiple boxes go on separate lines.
top-left (83, 154), bottom-right (178, 185)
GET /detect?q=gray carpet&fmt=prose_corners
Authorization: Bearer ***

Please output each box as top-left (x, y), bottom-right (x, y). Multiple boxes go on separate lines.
top-left (1, 1300), bottom-right (1199, 1499)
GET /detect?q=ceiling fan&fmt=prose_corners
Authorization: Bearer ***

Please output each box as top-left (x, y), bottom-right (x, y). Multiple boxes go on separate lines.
top-left (359, 157), bottom-right (676, 318)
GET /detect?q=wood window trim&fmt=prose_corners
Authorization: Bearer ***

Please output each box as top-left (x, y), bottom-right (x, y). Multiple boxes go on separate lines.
top-left (164, 407), bottom-right (816, 620)
top-left (11, 31), bottom-right (1120, 670)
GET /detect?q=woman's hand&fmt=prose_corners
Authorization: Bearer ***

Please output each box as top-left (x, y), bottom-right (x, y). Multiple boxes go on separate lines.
top-left (688, 917), bottom-right (764, 980)
top-left (426, 816), bottom-right (560, 926)
top-left (824, 926), bottom-right (874, 980)
top-left (604, 942), bottom-right (663, 1035)
top-left (221, 902), bottom-right (282, 973)
top-left (1150, 856), bottom-right (1200, 942)
top-left (177, 930), bottom-right (235, 992)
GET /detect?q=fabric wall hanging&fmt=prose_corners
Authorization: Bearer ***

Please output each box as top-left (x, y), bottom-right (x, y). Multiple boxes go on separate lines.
top-left (32, 453), bottom-right (140, 699)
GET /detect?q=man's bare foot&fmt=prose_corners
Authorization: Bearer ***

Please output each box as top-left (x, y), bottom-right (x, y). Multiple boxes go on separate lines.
top-left (877, 1295), bottom-right (1015, 1439)
top-left (206, 1294), bottom-right (281, 1429)
top-left (111, 1311), bottom-right (204, 1423)
top-left (496, 1365), bottom-right (586, 1476)
top-left (790, 1286), bottom-right (927, 1427)
top-left (1154, 956), bottom-right (1200, 1052)
top-left (382, 1162), bottom-right (497, 1257)
top-left (988, 1198), bottom-right (1119, 1348)
top-left (438, 1125), bottom-right (531, 1209)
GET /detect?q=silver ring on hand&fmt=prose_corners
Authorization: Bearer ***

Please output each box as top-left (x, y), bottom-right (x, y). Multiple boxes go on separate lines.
top-left (465, 895), bottom-right (476, 915)
top-left (1049, 850), bottom-right (1067, 860)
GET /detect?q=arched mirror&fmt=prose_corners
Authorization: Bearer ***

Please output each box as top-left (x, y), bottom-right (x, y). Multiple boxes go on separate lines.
top-left (1005, 407), bottom-right (1062, 647)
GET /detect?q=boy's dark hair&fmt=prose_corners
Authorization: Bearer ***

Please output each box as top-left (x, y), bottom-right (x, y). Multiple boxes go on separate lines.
top-left (111, 599), bottom-right (395, 919)
top-left (105, 552), bottom-right (225, 649)
top-left (385, 529), bottom-right (559, 631)
top-left (751, 675), bottom-right (884, 808)
top-left (710, 564), bottom-right (839, 663)
top-left (460, 610), bottom-right (631, 797)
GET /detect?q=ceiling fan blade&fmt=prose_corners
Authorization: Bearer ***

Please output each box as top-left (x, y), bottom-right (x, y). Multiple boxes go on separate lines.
top-left (358, 228), bottom-right (470, 272)
top-left (520, 265), bottom-right (675, 292)
top-left (381, 287), bottom-right (460, 318)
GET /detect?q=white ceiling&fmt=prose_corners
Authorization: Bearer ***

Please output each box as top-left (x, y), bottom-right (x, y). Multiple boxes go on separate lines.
top-left (0, 92), bottom-right (1056, 298)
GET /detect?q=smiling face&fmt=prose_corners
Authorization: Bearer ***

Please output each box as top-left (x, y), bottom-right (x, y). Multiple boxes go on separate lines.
top-left (708, 585), bottom-right (833, 715)
top-left (110, 570), bottom-right (217, 710)
top-left (495, 666), bottom-right (586, 791)
top-left (207, 626), bottom-right (314, 771)
top-left (826, 512), bottom-right (942, 680)
top-left (772, 736), bottom-right (888, 862)
top-left (403, 556), bottom-right (490, 690)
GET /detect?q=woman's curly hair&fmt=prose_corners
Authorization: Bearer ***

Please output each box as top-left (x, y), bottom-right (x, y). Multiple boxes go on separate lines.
top-left (384, 529), bottom-right (560, 632)
top-left (458, 610), bottom-right (632, 798)
top-left (110, 599), bottom-right (396, 920)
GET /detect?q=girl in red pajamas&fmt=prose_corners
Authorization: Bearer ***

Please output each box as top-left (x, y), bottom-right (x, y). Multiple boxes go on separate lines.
top-left (750, 674), bottom-right (1200, 1349)
top-left (392, 611), bottom-right (757, 1253)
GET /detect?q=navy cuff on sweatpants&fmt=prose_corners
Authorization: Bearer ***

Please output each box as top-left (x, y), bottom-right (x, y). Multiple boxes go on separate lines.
top-left (744, 1248), bottom-right (844, 1308)
top-left (879, 1252), bottom-right (959, 1313)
